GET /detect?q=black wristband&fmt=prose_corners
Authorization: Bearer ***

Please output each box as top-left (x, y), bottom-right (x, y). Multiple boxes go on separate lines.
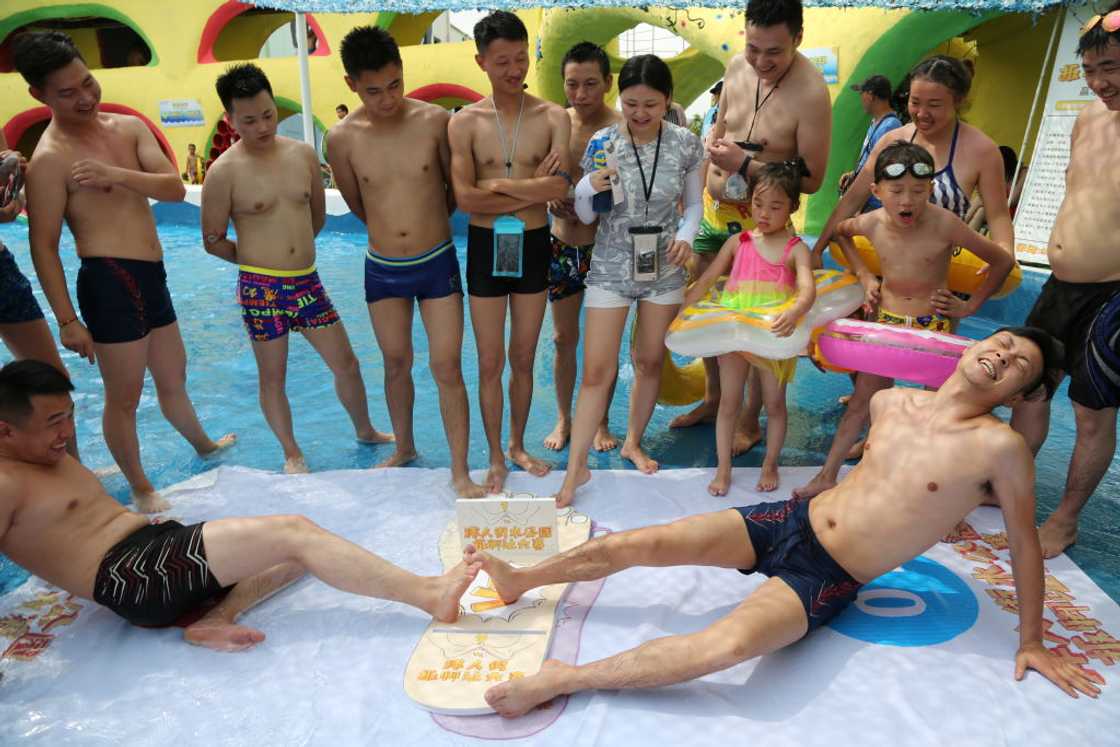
top-left (737, 153), bottom-right (751, 179)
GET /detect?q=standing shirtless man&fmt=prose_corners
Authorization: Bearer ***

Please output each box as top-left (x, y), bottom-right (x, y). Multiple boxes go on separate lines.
top-left (469, 328), bottom-right (1099, 716)
top-left (201, 64), bottom-right (390, 474)
top-left (447, 12), bottom-right (571, 492)
top-left (671, 0), bottom-right (831, 453)
top-left (328, 27), bottom-right (484, 497)
top-left (1011, 10), bottom-right (1120, 558)
top-left (542, 42), bottom-right (620, 454)
top-left (16, 32), bottom-right (233, 513)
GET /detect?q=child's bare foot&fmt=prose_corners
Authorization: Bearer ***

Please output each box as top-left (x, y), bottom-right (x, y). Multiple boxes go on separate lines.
top-left (593, 424), bottom-right (619, 452)
top-left (621, 442), bottom-right (659, 475)
top-left (555, 464), bottom-right (591, 508)
top-left (509, 446), bottom-right (552, 477)
top-left (376, 448), bottom-right (417, 468)
top-left (732, 427), bottom-right (763, 457)
top-left (486, 461), bottom-right (509, 493)
top-left (183, 620), bottom-right (266, 652)
top-left (283, 456), bottom-right (310, 475)
top-left (846, 438), bottom-right (866, 461)
top-left (199, 433), bottom-right (237, 457)
top-left (707, 469), bottom-right (731, 496)
top-left (669, 400), bottom-right (717, 429)
top-left (463, 545), bottom-right (524, 603)
top-left (1038, 514), bottom-right (1079, 559)
top-left (357, 427), bottom-right (394, 445)
top-left (542, 420), bottom-right (570, 451)
top-left (131, 490), bottom-right (171, 514)
top-left (791, 471), bottom-right (835, 500)
top-left (429, 560), bottom-right (483, 623)
top-left (757, 463), bottom-right (780, 492)
top-left (485, 659), bottom-right (571, 718)
top-left (452, 472), bottom-right (488, 499)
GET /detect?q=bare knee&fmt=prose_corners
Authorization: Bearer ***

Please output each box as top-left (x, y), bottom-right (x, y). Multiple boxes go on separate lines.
top-left (429, 356), bottom-right (463, 388)
top-left (508, 346), bottom-right (536, 376)
top-left (105, 389), bottom-right (144, 413)
top-left (553, 326), bottom-right (579, 354)
top-left (633, 353), bottom-right (662, 380)
top-left (332, 351), bottom-right (363, 380)
top-left (583, 363), bottom-right (617, 389)
top-left (383, 352), bottom-right (412, 382)
top-left (273, 514), bottom-right (322, 555)
top-left (1074, 405), bottom-right (1116, 439)
top-left (478, 350), bottom-right (505, 381)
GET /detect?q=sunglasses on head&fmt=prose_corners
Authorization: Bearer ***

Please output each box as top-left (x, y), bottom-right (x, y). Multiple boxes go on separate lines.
top-left (1082, 10), bottom-right (1120, 35)
top-left (880, 161), bottom-right (934, 180)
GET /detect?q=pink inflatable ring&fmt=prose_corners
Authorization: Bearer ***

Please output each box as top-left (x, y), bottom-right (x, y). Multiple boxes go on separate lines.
top-left (814, 318), bottom-right (973, 388)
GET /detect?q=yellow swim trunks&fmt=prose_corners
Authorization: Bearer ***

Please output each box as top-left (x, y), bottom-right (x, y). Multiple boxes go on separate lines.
top-left (876, 307), bottom-right (952, 332)
top-left (694, 190), bottom-right (755, 255)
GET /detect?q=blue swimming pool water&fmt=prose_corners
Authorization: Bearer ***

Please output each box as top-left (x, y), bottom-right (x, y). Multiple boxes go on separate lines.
top-left (1, 211), bottom-right (1118, 602)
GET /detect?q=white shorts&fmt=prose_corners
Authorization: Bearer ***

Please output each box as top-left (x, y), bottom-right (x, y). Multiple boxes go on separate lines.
top-left (584, 284), bottom-right (684, 309)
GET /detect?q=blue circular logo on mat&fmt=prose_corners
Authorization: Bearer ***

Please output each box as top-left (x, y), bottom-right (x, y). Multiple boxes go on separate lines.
top-left (829, 556), bottom-right (978, 647)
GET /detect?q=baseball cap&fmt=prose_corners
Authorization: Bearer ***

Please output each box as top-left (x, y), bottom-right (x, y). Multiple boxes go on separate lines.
top-left (709, 80), bottom-right (723, 96)
top-left (850, 74), bottom-right (892, 100)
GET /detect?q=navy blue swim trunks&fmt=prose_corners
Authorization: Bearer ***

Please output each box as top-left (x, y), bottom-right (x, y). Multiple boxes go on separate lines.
top-left (76, 257), bottom-right (177, 344)
top-left (93, 521), bottom-right (229, 627)
top-left (0, 245), bottom-right (45, 324)
top-left (1083, 290), bottom-right (1120, 410)
top-left (364, 239), bottom-right (462, 304)
top-left (734, 497), bottom-right (862, 632)
top-left (548, 235), bottom-right (593, 303)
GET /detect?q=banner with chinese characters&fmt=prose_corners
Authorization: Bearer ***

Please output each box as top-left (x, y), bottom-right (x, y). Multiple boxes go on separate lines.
top-left (803, 47), bottom-right (840, 85)
top-left (1014, 3), bottom-right (1098, 265)
top-left (455, 494), bottom-right (558, 561)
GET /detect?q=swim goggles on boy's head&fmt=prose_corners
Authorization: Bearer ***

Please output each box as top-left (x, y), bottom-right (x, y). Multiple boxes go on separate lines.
top-left (1082, 10), bottom-right (1120, 35)
top-left (880, 161), bottom-right (934, 180)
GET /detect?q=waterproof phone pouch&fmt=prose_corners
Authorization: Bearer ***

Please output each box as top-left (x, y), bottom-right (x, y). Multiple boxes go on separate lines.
top-left (492, 215), bottom-right (526, 278)
top-left (629, 225), bottom-right (661, 282)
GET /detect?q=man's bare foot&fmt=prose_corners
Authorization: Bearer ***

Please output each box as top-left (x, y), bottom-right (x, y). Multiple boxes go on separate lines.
top-left (485, 461), bottom-right (509, 493)
top-left (732, 428), bottom-right (763, 457)
top-left (593, 424), bottom-right (619, 452)
top-left (846, 438), bottom-right (866, 461)
top-left (757, 463), bottom-right (780, 492)
top-left (669, 400), bottom-right (718, 429)
top-left (621, 442), bottom-right (659, 475)
top-left (708, 469), bottom-right (731, 497)
top-left (555, 464), bottom-right (591, 508)
top-left (429, 560), bottom-right (483, 623)
top-left (376, 448), bottom-right (417, 468)
top-left (542, 420), bottom-right (570, 451)
top-left (131, 490), bottom-right (171, 514)
top-left (485, 659), bottom-right (571, 718)
top-left (183, 620), bottom-right (266, 652)
top-left (199, 433), bottom-right (237, 457)
top-left (283, 456), bottom-right (310, 474)
top-left (1038, 515), bottom-right (1079, 559)
top-left (357, 427), bottom-right (394, 445)
top-left (463, 545), bottom-right (524, 603)
top-left (452, 472), bottom-right (488, 499)
top-left (791, 472), bottom-right (836, 500)
top-left (508, 447), bottom-right (552, 477)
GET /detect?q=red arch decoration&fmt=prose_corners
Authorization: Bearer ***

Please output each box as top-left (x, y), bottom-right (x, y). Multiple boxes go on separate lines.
top-left (197, 1), bottom-right (329, 64)
top-left (4, 104), bottom-right (178, 170)
top-left (406, 84), bottom-right (484, 104)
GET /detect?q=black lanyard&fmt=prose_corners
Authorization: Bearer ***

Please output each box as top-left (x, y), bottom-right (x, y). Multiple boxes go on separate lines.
top-left (745, 65), bottom-right (791, 145)
top-left (628, 123), bottom-right (662, 222)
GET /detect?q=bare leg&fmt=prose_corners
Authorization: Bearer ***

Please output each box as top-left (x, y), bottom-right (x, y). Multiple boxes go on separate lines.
top-left (734, 367), bottom-right (764, 456)
top-left (366, 298), bottom-right (423, 466)
top-left (507, 291), bottom-right (551, 477)
top-left (183, 562), bottom-right (305, 652)
top-left (756, 367), bottom-right (788, 492)
top-left (249, 334), bottom-right (304, 470)
top-left (793, 372), bottom-right (891, 500)
top-left (544, 290), bottom-right (582, 451)
top-left (621, 301), bottom-right (679, 475)
top-left (670, 253), bottom-right (718, 429)
top-left (418, 294), bottom-right (485, 498)
top-left (709, 354), bottom-right (749, 497)
top-left (146, 323), bottom-right (234, 455)
top-left (0, 318), bottom-right (80, 459)
top-left (202, 515), bottom-right (482, 623)
top-left (301, 321), bottom-right (392, 450)
top-left (1038, 403), bottom-right (1117, 558)
top-left (555, 306), bottom-right (629, 507)
top-left (1011, 393), bottom-right (1057, 457)
top-left (469, 295), bottom-right (511, 492)
top-left (485, 577), bottom-right (807, 718)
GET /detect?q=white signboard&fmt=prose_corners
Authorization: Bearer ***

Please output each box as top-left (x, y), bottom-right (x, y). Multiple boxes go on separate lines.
top-left (159, 99), bottom-right (204, 128)
top-left (455, 494), bottom-right (558, 561)
top-left (803, 47), bottom-right (839, 85)
top-left (1014, 3), bottom-right (1098, 265)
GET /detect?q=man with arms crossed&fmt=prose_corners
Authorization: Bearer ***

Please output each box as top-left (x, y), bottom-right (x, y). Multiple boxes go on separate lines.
top-left (17, 32), bottom-right (233, 513)
top-left (328, 27), bottom-right (484, 497)
top-left (448, 11), bottom-right (571, 491)
top-left (543, 42), bottom-right (620, 454)
top-left (201, 64), bottom-right (390, 475)
top-left (468, 329), bottom-right (1100, 716)
top-left (1011, 9), bottom-right (1120, 558)
top-left (671, 0), bottom-right (831, 454)
top-left (0, 360), bottom-right (482, 653)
